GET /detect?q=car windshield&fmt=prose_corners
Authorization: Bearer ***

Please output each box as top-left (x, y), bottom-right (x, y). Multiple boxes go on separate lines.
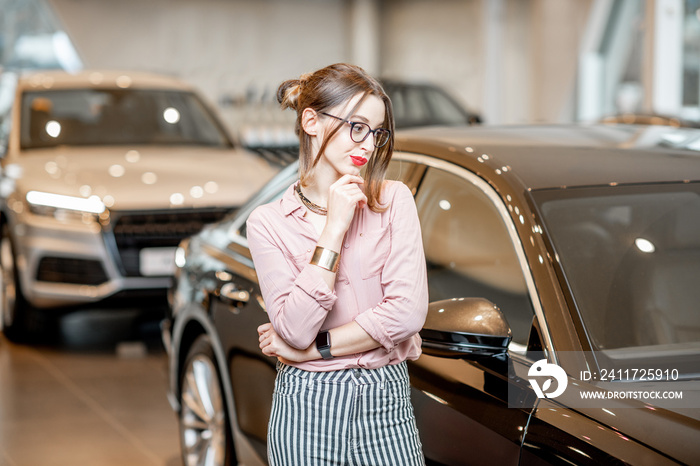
top-left (20, 89), bottom-right (231, 149)
top-left (536, 183), bottom-right (700, 360)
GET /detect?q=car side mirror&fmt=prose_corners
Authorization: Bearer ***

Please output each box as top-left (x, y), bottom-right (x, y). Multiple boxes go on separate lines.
top-left (420, 298), bottom-right (512, 358)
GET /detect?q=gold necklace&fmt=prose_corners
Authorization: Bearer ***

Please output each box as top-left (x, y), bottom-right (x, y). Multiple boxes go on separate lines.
top-left (295, 182), bottom-right (328, 216)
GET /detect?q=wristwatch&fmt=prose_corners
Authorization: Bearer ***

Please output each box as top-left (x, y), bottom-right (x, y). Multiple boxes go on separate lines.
top-left (315, 330), bottom-right (333, 360)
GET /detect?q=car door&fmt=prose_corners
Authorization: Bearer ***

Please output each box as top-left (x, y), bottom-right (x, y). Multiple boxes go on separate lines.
top-left (402, 155), bottom-right (540, 465)
top-left (203, 171), bottom-right (297, 462)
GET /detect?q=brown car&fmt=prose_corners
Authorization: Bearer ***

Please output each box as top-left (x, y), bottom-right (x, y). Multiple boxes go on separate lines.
top-left (165, 124), bottom-right (700, 466)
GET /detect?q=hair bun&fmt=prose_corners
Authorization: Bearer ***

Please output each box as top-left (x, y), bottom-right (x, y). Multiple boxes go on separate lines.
top-left (277, 79), bottom-right (301, 110)
top-left (298, 72), bottom-right (312, 86)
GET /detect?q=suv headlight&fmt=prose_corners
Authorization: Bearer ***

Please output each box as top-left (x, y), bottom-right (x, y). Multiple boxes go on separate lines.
top-left (174, 238), bottom-right (190, 269)
top-left (26, 190), bottom-right (107, 223)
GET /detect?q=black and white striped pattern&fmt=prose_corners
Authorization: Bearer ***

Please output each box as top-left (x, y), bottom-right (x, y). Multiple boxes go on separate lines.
top-left (267, 361), bottom-right (425, 466)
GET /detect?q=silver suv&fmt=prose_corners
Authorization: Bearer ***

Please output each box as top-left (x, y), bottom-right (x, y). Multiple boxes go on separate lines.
top-left (0, 70), bottom-right (279, 340)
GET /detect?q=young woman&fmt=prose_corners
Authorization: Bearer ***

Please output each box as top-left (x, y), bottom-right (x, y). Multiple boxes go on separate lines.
top-left (247, 63), bottom-right (428, 466)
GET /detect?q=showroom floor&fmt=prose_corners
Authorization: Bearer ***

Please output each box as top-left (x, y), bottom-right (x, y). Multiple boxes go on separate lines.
top-left (0, 306), bottom-right (180, 466)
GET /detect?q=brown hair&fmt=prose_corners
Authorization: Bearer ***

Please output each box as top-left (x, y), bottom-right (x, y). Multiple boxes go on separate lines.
top-left (277, 63), bottom-right (394, 212)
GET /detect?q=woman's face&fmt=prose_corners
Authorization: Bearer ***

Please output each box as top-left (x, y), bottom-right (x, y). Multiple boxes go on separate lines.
top-left (316, 93), bottom-right (386, 179)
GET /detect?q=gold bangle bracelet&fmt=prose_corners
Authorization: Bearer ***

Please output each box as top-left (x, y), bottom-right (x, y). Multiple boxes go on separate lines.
top-left (310, 246), bottom-right (340, 273)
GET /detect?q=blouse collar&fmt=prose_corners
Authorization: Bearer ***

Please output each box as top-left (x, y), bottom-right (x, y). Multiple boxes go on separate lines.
top-left (280, 182), bottom-right (304, 216)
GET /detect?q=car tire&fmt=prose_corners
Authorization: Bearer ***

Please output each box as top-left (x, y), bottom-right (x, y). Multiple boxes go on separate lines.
top-left (0, 222), bottom-right (29, 342)
top-left (179, 334), bottom-right (234, 466)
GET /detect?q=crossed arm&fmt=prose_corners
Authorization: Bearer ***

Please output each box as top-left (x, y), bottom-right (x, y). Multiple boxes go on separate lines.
top-left (257, 320), bottom-right (378, 363)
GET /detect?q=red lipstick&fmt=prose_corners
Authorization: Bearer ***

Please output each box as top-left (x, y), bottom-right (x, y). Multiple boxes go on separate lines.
top-left (350, 156), bottom-right (368, 166)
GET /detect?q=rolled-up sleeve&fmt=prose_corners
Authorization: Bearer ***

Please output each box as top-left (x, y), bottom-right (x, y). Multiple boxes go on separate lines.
top-left (247, 208), bottom-right (337, 349)
top-left (354, 183), bottom-right (429, 352)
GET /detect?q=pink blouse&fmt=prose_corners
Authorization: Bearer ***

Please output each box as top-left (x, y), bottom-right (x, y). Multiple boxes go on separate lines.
top-left (246, 180), bottom-right (429, 371)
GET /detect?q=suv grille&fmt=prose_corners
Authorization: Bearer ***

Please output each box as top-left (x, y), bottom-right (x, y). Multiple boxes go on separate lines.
top-left (111, 209), bottom-right (230, 276)
top-left (36, 257), bottom-right (109, 285)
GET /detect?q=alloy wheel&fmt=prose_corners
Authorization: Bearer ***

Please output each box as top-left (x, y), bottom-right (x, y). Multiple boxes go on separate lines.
top-left (0, 225), bottom-right (17, 330)
top-left (180, 353), bottom-right (227, 466)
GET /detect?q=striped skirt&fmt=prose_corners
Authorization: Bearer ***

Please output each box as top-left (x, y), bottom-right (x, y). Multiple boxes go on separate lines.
top-left (267, 361), bottom-right (425, 466)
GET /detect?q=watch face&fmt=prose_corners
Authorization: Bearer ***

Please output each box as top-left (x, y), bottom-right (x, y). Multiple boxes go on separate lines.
top-left (315, 331), bottom-right (333, 360)
top-left (316, 331), bottom-right (331, 349)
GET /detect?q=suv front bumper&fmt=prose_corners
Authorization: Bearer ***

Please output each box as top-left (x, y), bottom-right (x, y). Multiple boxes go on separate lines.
top-left (10, 207), bottom-right (228, 309)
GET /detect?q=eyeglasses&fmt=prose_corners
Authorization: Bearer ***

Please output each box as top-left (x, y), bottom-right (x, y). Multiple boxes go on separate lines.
top-left (321, 112), bottom-right (391, 148)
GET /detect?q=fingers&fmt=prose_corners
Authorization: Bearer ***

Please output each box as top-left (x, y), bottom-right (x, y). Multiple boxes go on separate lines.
top-left (258, 323), bottom-right (274, 352)
top-left (347, 187), bottom-right (367, 210)
top-left (258, 323), bottom-right (283, 359)
top-left (258, 325), bottom-right (275, 344)
top-left (256, 328), bottom-right (305, 363)
top-left (259, 332), bottom-right (276, 356)
top-left (333, 174), bottom-right (364, 188)
top-left (330, 180), bottom-right (367, 205)
top-left (325, 181), bottom-right (368, 234)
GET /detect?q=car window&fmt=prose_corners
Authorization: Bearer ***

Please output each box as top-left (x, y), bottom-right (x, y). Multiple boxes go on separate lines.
top-left (537, 184), bottom-right (700, 356)
top-left (385, 158), bottom-right (418, 186)
top-left (421, 87), bottom-right (468, 125)
top-left (415, 167), bottom-right (534, 345)
top-left (20, 89), bottom-right (231, 149)
top-left (387, 85), bottom-right (468, 128)
top-left (236, 181), bottom-right (292, 240)
top-left (390, 87), bottom-right (432, 128)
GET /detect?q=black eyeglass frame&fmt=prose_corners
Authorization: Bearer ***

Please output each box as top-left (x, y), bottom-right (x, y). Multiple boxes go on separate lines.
top-left (320, 112), bottom-right (392, 148)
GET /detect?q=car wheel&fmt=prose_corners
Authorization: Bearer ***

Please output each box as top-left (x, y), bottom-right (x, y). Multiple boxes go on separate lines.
top-left (0, 222), bottom-right (28, 342)
top-left (179, 335), bottom-right (234, 466)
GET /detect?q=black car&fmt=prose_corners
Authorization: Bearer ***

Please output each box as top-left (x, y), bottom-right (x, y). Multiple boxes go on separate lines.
top-left (239, 80), bottom-right (480, 162)
top-left (164, 124), bottom-right (700, 466)
top-left (381, 80), bottom-right (482, 128)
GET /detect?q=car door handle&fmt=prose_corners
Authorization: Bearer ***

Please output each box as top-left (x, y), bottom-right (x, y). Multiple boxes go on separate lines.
top-left (218, 282), bottom-right (250, 305)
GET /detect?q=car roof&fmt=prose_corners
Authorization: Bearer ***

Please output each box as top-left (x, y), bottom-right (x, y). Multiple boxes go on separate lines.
top-left (395, 124), bottom-right (700, 190)
top-left (16, 70), bottom-right (194, 92)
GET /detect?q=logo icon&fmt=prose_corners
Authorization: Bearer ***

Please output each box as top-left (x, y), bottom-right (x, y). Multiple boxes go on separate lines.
top-left (528, 359), bottom-right (568, 399)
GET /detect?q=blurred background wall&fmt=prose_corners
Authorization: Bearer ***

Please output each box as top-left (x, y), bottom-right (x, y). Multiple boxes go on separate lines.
top-left (46, 0), bottom-right (593, 126)
top-left (1, 0), bottom-right (698, 133)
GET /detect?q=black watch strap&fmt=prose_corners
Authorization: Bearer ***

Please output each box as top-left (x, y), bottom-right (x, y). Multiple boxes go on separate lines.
top-left (315, 330), bottom-right (333, 360)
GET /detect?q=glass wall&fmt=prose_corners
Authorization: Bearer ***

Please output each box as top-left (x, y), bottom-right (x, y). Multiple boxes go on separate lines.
top-left (683, 0), bottom-right (700, 118)
top-left (0, 0), bottom-right (82, 71)
top-left (1, 0), bottom-right (698, 125)
top-left (578, 0), bottom-right (700, 125)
